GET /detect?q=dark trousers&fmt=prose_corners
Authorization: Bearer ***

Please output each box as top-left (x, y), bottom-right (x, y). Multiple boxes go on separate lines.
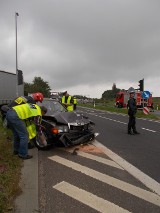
top-left (128, 115), bottom-right (136, 132)
top-left (6, 109), bottom-right (29, 157)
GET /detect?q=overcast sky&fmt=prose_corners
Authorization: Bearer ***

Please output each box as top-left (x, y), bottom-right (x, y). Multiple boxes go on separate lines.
top-left (1, 0), bottom-right (160, 98)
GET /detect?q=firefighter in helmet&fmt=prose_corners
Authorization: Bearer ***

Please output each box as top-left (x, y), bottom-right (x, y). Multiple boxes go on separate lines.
top-left (8, 92), bottom-right (44, 107)
top-left (6, 103), bottom-right (47, 159)
top-left (7, 92), bottom-right (44, 149)
top-left (127, 87), bottom-right (140, 135)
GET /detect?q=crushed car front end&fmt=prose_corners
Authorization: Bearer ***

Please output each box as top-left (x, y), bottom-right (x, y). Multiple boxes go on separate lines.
top-left (41, 117), bottom-right (95, 147)
top-left (59, 121), bottom-right (95, 147)
top-left (37, 99), bottom-right (96, 149)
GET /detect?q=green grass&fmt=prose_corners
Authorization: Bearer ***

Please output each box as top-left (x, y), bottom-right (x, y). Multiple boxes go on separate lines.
top-left (152, 97), bottom-right (160, 109)
top-left (0, 116), bottom-right (22, 213)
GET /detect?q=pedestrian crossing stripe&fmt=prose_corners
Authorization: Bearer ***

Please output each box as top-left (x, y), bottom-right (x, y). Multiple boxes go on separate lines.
top-left (65, 149), bottom-right (124, 170)
top-left (94, 140), bottom-right (160, 196)
top-left (53, 181), bottom-right (131, 213)
top-left (49, 155), bottom-right (160, 207)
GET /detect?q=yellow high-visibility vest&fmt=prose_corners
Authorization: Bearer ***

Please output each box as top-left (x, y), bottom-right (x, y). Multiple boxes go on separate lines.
top-left (61, 96), bottom-right (73, 111)
top-left (13, 103), bottom-right (42, 139)
top-left (73, 98), bottom-right (77, 104)
top-left (25, 120), bottom-right (37, 139)
top-left (13, 103), bottom-right (41, 119)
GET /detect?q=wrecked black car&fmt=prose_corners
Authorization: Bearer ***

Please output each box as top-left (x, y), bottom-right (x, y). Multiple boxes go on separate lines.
top-left (35, 98), bottom-right (95, 150)
top-left (0, 99), bottom-right (95, 150)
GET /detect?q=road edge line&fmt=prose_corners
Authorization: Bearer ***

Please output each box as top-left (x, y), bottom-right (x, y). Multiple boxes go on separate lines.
top-left (93, 140), bottom-right (160, 196)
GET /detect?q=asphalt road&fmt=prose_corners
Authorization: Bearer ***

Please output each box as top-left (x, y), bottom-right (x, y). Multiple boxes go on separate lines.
top-left (78, 107), bottom-right (160, 183)
top-left (38, 107), bottom-right (160, 213)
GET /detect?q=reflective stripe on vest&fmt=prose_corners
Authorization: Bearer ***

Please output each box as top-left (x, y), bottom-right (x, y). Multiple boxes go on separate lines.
top-left (14, 96), bottom-right (28, 105)
top-left (61, 96), bottom-right (66, 104)
top-left (13, 103), bottom-right (41, 119)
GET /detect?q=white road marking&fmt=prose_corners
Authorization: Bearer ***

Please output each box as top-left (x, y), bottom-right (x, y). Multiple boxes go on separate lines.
top-left (94, 140), bottom-right (160, 196)
top-left (78, 107), bottom-right (160, 124)
top-left (66, 149), bottom-right (124, 170)
top-left (49, 155), bottom-right (160, 207)
top-left (53, 181), bottom-right (131, 213)
top-left (88, 112), bottom-right (159, 129)
top-left (90, 113), bottom-right (127, 125)
top-left (140, 118), bottom-right (160, 123)
top-left (142, 127), bottom-right (156, 133)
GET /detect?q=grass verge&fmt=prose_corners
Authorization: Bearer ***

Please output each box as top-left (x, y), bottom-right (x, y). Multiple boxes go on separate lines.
top-left (0, 116), bottom-right (22, 213)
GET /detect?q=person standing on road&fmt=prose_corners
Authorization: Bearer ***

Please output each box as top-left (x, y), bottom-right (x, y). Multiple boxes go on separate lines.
top-left (6, 103), bottom-right (47, 159)
top-left (61, 91), bottom-right (74, 111)
top-left (127, 87), bottom-right (140, 135)
top-left (73, 97), bottom-right (77, 110)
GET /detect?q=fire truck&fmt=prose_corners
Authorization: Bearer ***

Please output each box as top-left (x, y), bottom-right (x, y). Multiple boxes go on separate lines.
top-left (115, 91), bottom-right (153, 109)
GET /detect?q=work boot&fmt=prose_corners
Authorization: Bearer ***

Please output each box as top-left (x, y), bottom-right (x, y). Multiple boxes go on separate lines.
top-left (128, 131), bottom-right (135, 135)
top-left (133, 131), bottom-right (140, 134)
top-left (18, 155), bottom-right (33, 160)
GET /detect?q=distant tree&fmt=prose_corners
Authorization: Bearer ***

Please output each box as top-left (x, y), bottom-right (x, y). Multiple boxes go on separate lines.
top-left (24, 82), bottom-right (33, 95)
top-left (102, 83), bottom-right (120, 100)
top-left (24, 76), bottom-right (51, 97)
top-left (74, 95), bottom-right (88, 99)
top-left (112, 83), bottom-right (117, 91)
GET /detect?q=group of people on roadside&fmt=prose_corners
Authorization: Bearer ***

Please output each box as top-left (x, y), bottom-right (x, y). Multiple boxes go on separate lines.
top-left (4, 87), bottom-right (139, 161)
top-left (4, 91), bottom-right (77, 160)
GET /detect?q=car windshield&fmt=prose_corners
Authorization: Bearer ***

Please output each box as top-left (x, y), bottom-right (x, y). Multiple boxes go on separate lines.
top-left (38, 99), bottom-right (67, 115)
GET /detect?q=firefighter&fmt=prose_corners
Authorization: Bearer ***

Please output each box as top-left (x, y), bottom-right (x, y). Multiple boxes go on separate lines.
top-left (73, 97), bottom-right (77, 110)
top-left (127, 87), bottom-right (140, 135)
top-left (7, 92), bottom-right (44, 148)
top-left (8, 92), bottom-right (44, 107)
top-left (61, 91), bottom-right (74, 111)
top-left (6, 103), bottom-right (47, 159)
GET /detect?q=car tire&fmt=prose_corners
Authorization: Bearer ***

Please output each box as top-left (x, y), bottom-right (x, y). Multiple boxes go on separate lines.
top-left (33, 130), bottom-right (53, 150)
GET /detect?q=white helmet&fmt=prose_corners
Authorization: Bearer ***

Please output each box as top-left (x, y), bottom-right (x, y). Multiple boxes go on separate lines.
top-left (128, 87), bottom-right (135, 93)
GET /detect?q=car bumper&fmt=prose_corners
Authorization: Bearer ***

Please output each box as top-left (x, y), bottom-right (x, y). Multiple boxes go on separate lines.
top-left (59, 130), bottom-right (95, 147)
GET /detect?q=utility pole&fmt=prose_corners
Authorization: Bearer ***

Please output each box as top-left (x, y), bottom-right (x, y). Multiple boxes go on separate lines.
top-left (15, 12), bottom-right (19, 97)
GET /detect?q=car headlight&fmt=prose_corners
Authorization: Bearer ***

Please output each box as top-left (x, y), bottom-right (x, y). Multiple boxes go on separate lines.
top-left (51, 126), bottom-right (69, 134)
top-left (58, 126), bottom-right (69, 133)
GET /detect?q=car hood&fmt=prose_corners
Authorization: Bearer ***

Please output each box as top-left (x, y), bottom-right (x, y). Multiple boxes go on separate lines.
top-left (43, 111), bottom-right (90, 125)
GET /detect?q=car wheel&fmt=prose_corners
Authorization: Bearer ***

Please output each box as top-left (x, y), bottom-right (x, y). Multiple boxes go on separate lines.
top-left (34, 130), bottom-right (53, 150)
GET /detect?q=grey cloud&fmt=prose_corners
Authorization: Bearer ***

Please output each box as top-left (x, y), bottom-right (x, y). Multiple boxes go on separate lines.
top-left (0, 0), bottom-right (160, 97)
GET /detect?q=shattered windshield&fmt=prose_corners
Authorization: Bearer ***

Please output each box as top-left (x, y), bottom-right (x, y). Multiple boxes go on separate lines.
top-left (38, 99), bottom-right (67, 116)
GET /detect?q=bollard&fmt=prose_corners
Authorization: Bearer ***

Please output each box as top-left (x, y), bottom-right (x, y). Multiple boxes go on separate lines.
top-left (157, 105), bottom-right (159, 110)
top-left (93, 101), bottom-right (95, 108)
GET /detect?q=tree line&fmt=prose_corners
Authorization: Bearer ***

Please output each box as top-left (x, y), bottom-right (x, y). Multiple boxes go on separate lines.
top-left (24, 77), bottom-right (120, 100)
top-left (24, 77), bottom-right (51, 97)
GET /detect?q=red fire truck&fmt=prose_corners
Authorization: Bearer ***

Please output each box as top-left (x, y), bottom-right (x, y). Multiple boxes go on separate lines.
top-left (115, 91), bottom-right (153, 109)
